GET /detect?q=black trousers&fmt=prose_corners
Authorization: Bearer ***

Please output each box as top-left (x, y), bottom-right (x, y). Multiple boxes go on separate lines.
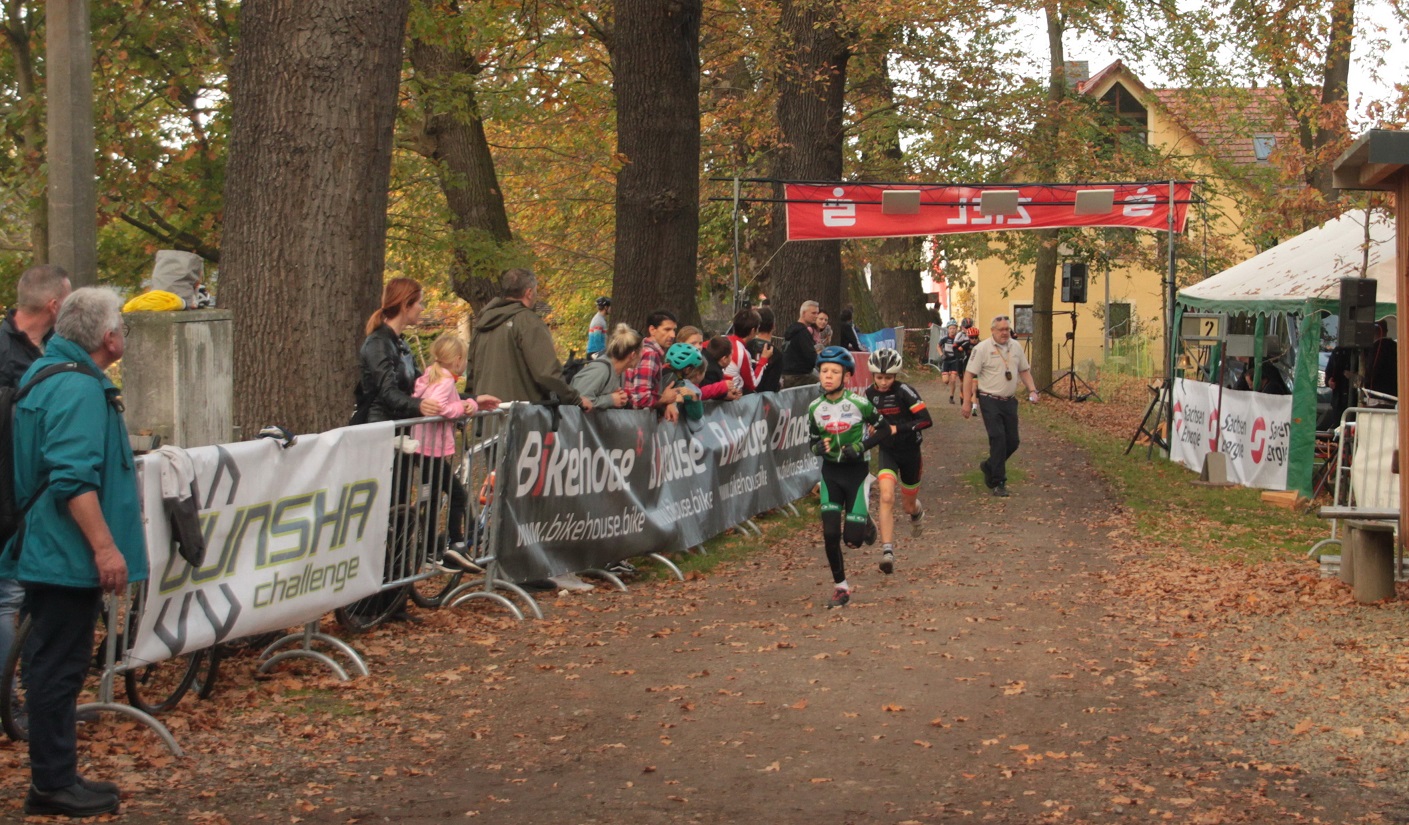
top-left (978, 394), bottom-right (1021, 488)
top-left (22, 584), bottom-right (102, 791)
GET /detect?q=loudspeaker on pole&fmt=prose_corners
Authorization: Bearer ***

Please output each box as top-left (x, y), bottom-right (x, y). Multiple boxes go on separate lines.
top-left (1061, 262), bottom-right (1088, 304)
top-left (1338, 277), bottom-right (1377, 348)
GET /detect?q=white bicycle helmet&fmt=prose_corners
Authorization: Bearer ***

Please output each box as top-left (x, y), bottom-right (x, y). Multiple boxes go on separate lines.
top-left (867, 348), bottom-right (903, 375)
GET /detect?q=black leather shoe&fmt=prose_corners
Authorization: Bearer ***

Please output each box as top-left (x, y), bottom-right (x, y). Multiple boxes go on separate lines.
top-left (992, 485), bottom-right (1011, 498)
top-left (78, 776), bottom-right (120, 796)
top-left (24, 782), bottom-right (120, 817)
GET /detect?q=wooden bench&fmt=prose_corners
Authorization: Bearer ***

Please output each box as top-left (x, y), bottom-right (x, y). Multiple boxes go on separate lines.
top-left (1316, 507), bottom-right (1399, 603)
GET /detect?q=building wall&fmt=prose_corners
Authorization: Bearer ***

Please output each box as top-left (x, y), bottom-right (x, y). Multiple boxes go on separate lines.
top-left (960, 73), bottom-right (1260, 379)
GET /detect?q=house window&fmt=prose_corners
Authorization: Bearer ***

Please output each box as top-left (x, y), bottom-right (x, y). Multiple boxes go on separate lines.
top-left (1099, 83), bottom-right (1148, 144)
top-left (1253, 134), bottom-right (1276, 163)
top-left (1013, 304), bottom-right (1034, 338)
top-left (1107, 302), bottom-right (1133, 338)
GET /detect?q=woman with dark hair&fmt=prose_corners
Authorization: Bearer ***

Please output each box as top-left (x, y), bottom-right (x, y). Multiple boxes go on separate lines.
top-left (837, 307), bottom-right (862, 352)
top-left (358, 277), bottom-right (442, 423)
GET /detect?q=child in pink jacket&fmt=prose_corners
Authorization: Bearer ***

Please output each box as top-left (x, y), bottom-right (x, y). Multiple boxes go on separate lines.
top-left (413, 333), bottom-right (498, 571)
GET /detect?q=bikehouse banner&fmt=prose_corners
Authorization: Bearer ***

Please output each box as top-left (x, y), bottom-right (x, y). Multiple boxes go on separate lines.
top-left (496, 389), bottom-right (820, 583)
top-left (129, 423), bottom-right (394, 664)
top-left (1169, 378), bottom-right (1293, 491)
top-left (784, 182), bottom-right (1195, 242)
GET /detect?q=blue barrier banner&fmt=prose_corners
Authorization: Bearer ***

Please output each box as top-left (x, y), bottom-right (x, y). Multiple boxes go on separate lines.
top-left (856, 326), bottom-right (904, 353)
top-left (494, 389), bottom-right (820, 582)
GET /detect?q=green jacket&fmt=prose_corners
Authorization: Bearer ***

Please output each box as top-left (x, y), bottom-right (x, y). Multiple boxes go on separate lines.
top-left (0, 336), bottom-right (148, 587)
top-left (467, 297), bottom-right (581, 405)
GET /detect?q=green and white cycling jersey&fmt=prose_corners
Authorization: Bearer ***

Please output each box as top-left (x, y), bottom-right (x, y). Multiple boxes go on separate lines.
top-left (808, 389), bottom-right (880, 463)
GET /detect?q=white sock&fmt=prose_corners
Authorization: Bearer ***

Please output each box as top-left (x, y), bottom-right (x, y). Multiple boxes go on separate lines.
top-left (835, 580), bottom-right (850, 591)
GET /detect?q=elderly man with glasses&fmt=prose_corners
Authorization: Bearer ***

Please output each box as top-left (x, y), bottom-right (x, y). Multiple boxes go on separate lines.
top-left (961, 315), bottom-right (1039, 497)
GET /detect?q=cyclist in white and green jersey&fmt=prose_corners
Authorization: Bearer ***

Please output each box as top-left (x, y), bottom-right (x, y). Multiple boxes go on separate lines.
top-left (807, 346), bottom-right (892, 608)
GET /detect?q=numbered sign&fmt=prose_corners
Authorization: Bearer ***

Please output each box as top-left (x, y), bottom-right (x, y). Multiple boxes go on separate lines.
top-left (1180, 313), bottom-right (1224, 343)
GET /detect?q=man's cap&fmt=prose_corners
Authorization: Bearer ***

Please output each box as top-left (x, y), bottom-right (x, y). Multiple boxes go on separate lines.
top-left (596, 296), bottom-right (611, 308)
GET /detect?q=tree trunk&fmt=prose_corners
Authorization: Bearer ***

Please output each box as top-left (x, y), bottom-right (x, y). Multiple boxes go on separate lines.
top-left (408, 33), bottom-right (517, 316)
top-left (222, 0), bottom-right (410, 437)
top-left (611, 0), bottom-right (703, 330)
top-left (1308, 0), bottom-right (1353, 201)
top-left (767, 0), bottom-right (850, 319)
top-left (6, 0), bottom-right (46, 261)
top-left (1029, 1), bottom-right (1066, 391)
top-left (853, 43), bottom-right (926, 330)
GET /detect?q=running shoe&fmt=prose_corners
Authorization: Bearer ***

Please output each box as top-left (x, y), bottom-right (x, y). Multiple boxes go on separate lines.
top-left (909, 507), bottom-right (924, 524)
top-left (828, 585), bottom-right (851, 608)
top-left (880, 546), bottom-right (895, 575)
top-left (864, 519), bottom-right (877, 546)
top-left (441, 543), bottom-right (483, 573)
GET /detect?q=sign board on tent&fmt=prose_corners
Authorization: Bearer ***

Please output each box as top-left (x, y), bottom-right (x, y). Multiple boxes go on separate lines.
top-left (1180, 313), bottom-right (1224, 343)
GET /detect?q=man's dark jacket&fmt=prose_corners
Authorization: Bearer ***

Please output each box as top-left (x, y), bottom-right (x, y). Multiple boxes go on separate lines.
top-left (0, 309), bottom-right (47, 389)
top-left (468, 297), bottom-right (581, 404)
top-left (780, 322), bottom-right (818, 377)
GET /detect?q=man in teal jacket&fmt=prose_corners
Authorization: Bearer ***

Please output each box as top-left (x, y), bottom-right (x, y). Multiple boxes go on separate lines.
top-left (1, 287), bottom-right (145, 817)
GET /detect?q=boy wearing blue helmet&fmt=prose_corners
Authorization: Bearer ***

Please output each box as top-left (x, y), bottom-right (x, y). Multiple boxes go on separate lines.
top-left (807, 346), bottom-right (893, 608)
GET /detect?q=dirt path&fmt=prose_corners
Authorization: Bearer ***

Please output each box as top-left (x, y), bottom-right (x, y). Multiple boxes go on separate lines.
top-left (4, 375), bottom-right (1407, 823)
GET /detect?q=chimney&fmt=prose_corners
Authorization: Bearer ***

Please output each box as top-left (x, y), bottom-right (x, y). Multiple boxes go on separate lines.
top-left (1065, 60), bottom-right (1089, 89)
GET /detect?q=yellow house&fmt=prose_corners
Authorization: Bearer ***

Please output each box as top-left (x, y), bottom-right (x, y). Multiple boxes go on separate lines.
top-left (960, 60), bottom-right (1283, 379)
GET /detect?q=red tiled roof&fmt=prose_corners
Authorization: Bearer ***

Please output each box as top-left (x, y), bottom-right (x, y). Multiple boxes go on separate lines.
top-left (1077, 60), bottom-right (1294, 169)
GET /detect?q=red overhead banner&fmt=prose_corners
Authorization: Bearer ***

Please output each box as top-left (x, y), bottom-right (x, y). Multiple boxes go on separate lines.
top-left (784, 182), bottom-right (1195, 242)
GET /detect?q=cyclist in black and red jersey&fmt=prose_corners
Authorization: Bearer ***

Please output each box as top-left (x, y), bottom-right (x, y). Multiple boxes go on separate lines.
top-left (863, 348), bottom-right (932, 574)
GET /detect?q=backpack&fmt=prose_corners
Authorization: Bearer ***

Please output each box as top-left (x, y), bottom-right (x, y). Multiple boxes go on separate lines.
top-left (560, 349), bottom-right (591, 386)
top-left (348, 379), bottom-right (373, 426)
top-left (0, 361), bottom-right (105, 555)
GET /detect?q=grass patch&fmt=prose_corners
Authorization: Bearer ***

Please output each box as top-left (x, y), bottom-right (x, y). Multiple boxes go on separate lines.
top-left (280, 687), bottom-right (363, 717)
top-left (963, 465), bottom-right (1028, 492)
top-left (1030, 404), bottom-right (1324, 563)
top-left (640, 499), bottom-right (819, 579)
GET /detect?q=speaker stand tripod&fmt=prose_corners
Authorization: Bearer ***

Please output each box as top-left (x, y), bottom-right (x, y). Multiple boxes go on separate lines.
top-left (1040, 305), bottom-right (1101, 401)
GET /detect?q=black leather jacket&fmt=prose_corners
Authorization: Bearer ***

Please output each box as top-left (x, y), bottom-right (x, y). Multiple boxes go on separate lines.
top-left (358, 324), bottom-right (421, 423)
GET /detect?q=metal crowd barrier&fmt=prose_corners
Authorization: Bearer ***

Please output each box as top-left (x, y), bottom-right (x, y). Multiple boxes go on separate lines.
top-left (1309, 405), bottom-right (1401, 575)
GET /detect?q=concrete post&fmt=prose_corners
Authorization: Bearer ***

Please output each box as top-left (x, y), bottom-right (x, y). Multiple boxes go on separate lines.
top-left (46, 0), bottom-right (98, 286)
top-left (123, 310), bottom-right (234, 448)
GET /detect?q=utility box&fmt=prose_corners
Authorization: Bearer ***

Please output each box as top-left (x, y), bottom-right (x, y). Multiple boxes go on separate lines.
top-left (123, 309), bottom-right (233, 448)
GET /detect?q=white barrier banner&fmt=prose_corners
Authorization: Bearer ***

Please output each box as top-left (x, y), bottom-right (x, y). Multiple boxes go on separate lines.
top-left (1170, 378), bottom-right (1292, 490)
top-left (130, 423), bottom-right (395, 664)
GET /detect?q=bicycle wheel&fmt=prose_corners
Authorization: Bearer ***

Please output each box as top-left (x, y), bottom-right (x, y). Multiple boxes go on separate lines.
top-left (124, 648), bottom-right (205, 715)
top-left (1, 616), bottom-right (30, 741)
top-left (336, 503), bottom-right (416, 632)
top-left (410, 569), bottom-right (465, 609)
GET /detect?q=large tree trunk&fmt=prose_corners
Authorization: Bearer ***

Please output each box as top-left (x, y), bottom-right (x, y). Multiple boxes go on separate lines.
top-left (408, 31), bottom-right (516, 316)
top-left (611, 0), bottom-right (703, 330)
top-left (767, 0), bottom-right (850, 319)
top-left (222, 0), bottom-right (410, 436)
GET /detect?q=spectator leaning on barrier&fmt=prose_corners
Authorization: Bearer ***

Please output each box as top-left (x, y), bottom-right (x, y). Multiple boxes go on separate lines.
top-left (699, 335), bottom-right (740, 401)
top-left (781, 300), bottom-right (821, 388)
top-left (358, 277), bottom-right (442, 424)
top-left (0, 263), bottom-right (71, 727)
top-left (2, 287), bottom-right (144, 818)
top-left (750, 306), bottom-right (783, 392)
top-left (726, 308), bottom-right (770, 394)
top-left (624, 309), bottom-right (681, 422)
top-left (570, 323), bottom-right (640, 409)
top-left (467, 268), bottom-right (590, 410)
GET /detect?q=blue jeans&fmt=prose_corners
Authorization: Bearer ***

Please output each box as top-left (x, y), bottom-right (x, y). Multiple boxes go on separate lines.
top-left (0, 577), bottom-right (21, 671)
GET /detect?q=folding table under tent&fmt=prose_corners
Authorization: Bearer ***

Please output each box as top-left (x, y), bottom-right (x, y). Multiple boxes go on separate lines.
top-left (1174, 210), bottom-right (1397, 496)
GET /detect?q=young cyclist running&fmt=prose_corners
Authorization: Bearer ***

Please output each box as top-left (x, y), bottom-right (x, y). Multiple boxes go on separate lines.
top-left (863, 348), bottom-right (932, 574)
top-left (808, 346), bottom-right (893, 608)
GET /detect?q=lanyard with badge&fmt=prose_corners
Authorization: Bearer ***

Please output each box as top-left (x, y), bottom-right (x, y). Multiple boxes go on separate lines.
top-left (994, 342), bottom-right (1013, 381)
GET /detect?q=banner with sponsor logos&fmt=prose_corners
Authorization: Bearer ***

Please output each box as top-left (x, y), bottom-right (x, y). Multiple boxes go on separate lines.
top-left (1170, 378), bottom-right (1292, 490)
top-left (495, 390), bottom-right (820, 583)
top-left (130, 423), bottom-right (394, 664)
top-left (784, 182), bottom-right (1195, 242)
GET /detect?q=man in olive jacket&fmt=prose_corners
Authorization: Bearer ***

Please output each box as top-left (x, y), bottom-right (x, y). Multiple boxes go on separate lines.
top-left (468, 268), bottom-right (591, 409)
